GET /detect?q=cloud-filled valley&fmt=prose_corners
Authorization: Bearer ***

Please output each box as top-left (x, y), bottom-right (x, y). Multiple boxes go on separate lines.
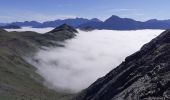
top-left (6, 27), bottom-right (54, 33)
top-left (12, 29), bottom-right (164, 93)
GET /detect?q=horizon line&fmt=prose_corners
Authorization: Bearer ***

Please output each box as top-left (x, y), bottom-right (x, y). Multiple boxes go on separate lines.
top-left (1, 15), bottom-right (170, 23)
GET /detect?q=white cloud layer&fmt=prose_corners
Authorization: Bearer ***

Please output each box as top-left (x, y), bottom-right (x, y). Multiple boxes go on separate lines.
top-left (26, 29), bottom-right (164, 93)
top-left (6, 27), bottom-right (54, 34)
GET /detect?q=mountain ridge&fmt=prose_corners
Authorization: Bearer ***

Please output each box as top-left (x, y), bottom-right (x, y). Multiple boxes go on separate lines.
top-left (6, 18), bottom-right (102, 28)
top-left (0, 24), bottom-right (78, 100)
top-left (2, 15), bottom-right (170, 30)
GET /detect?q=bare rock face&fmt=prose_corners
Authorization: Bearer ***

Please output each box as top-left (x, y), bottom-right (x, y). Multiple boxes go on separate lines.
top-left (75, 30), bottom-right (170, 100)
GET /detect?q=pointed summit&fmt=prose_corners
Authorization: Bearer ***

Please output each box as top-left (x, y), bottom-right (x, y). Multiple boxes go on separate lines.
top-left (91, 18), bottom-right (102, 22)
top-left (48, 24), bottom-right (78, 33)
top-left (45, 24), bottom-right (78, 41)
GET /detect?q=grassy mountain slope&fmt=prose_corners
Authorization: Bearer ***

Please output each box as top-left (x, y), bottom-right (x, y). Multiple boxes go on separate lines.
top-left (0, 24), bottom-right (77, 100)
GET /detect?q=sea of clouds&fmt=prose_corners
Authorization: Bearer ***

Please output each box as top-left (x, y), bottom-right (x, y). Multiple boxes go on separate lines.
top-left (6, 28), bottom-right (164, 93)
top-left (6, 27), bottom-right (54, 33)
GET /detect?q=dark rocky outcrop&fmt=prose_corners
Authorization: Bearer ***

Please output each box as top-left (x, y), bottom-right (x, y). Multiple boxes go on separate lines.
top-left (75, 30), bottom-right (170, 100)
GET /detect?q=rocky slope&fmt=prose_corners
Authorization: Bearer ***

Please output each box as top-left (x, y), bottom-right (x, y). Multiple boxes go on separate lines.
top-left (75, 30), bottom-right (170, 100)
top-left (0, 24), bottom-right (77, 100)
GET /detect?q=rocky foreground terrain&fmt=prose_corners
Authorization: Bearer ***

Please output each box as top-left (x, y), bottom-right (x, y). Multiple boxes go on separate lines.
top-left (75, 30), bottom-right (170, 100)
top-left (0, 24), bottom-right (77, 100)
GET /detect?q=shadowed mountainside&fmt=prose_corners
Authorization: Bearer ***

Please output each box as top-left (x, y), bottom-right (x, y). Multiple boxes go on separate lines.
top-left (75, 30), bottom-right (170, 100)
top-left (0, 24), bottom-right (77, 100)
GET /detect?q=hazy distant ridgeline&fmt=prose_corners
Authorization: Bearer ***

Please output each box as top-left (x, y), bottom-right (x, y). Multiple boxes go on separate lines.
top-left (2, 15), bottom-right (170, 30)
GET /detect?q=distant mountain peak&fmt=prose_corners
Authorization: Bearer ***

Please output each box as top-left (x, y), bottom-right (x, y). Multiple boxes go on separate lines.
top-left (110, 15), bottom-right (121, 19)
top-left (106, 15), bottom-right (131, 21)
top-left (146, 19), bottom-right (159, 23)
top-left (104, 15), bottom-right (122, 23)
top-left (111, 15), bottom-right (120, 17)
top-left (91, 18), bottom-right (102, 22)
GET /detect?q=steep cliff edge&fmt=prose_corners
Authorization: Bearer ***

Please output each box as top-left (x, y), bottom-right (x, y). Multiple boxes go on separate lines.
top-left (75, 30), bottom-right (170, 100)
top-left (0, 24), bottom-right (77, 100)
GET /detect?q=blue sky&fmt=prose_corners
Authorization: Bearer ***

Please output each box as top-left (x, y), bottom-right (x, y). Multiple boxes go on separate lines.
top-left (0, 0), bottom-right (170, 22)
